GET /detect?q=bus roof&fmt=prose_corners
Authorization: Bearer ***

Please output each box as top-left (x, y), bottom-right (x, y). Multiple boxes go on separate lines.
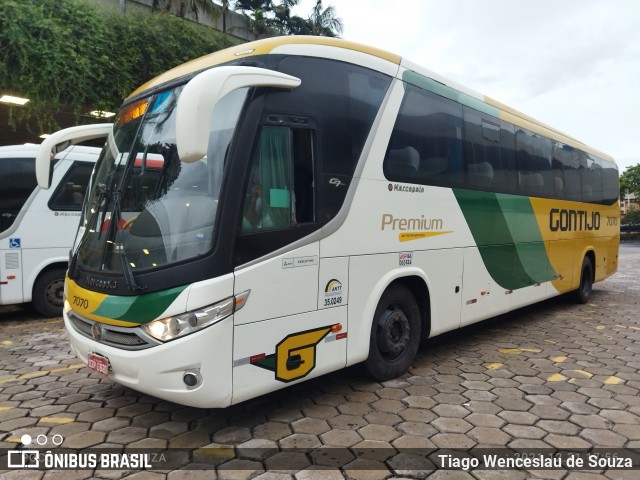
top-left (127, 36), bottom-right (613, 164)
top-left (128, 36), bottom-right (400, 99)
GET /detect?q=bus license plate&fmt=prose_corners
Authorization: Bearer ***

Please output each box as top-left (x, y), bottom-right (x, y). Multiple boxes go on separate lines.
top-left (87, 353), bottom-right (110, 375)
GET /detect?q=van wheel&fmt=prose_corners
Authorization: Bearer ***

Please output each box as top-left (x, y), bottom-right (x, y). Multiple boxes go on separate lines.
top-left (33, 268), bottom-right (66, 317)
top-left (364, 284), bottom-right (421, 381)
top-left (575, 256), bottom-right (594, 304)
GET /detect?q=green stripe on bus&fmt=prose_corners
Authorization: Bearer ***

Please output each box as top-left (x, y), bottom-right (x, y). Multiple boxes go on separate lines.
top-left (495, 194), bottom-right (555, 284)
top-left (402, 71), bottom-right (501, 118)
top-left (91, 285), bottom-right (188, 324)
top-left (453, 189), bottom-right (555, 290)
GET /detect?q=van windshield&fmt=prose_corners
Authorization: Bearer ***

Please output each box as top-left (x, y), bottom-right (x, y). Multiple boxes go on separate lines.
top-left (74, 86), bottom-right (247, 277)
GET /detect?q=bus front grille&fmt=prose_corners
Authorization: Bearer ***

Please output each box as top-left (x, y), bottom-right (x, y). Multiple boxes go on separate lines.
top-left (67, 310), bottom-right (160, 350)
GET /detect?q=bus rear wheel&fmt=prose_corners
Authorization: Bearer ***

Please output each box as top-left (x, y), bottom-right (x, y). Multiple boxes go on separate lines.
top-left (364, 284), bottom-right (420, 381)
top-left (575, 256), bottom-right (594, 304)
top-left (33, 268), bottom-right (66, 318)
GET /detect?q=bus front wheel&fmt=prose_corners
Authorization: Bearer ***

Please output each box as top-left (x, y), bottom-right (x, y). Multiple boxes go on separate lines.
top-left (33, 268), bottom-right (66, 318)
top-left (364, 284), bottom-right (420, 381)
top-left (575, 256), bottom-right (594, 304)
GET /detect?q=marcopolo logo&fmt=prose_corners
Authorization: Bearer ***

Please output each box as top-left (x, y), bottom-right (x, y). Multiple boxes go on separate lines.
top-left (381, 213), bottom-right (451, 242)
top-left (388, 183), bottom-right (425, 194)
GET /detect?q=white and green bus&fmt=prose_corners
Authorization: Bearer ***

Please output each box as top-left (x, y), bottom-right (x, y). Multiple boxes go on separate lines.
top-left (36, 36), bottom-right (619, 408)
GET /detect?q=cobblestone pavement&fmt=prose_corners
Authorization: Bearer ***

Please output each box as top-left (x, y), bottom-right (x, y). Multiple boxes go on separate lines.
top-left (0, 243), bottom-right (639, 480)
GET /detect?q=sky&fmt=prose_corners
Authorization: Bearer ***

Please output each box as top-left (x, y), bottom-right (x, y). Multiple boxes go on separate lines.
top-left (291, 0), bottom-right (640, 173)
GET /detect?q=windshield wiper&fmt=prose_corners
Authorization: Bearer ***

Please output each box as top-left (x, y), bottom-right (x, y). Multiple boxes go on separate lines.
top-left (105, 190), bottom-right (146, 293)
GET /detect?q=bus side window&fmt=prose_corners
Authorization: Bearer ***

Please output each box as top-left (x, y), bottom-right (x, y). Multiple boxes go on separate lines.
top-left (384, 83), bottom-right (464, 187)
top-left (581, 152), bottom-right (603, 203)
top-left (48, 162), bottom-right (94, 211)
top-left (462, 107), bottom-right (517, 193)
top-left (600, 158), bottom-right (619, 205)
top-left (554, 142), bottom-right (582, 202)
top-left (241, 125), bottom-right (314, 233)
top-left (516, 128), bottom-right (553, 198)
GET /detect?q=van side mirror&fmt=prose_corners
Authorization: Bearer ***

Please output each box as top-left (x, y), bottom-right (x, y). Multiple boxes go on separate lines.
top-left (175, 66), bottom-right (301, 163)
top-left (36, 123), bottom-right (112, 189)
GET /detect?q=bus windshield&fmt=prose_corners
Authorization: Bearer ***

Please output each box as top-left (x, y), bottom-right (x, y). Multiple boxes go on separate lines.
top-left (74, 85), bottom-right (247, 276)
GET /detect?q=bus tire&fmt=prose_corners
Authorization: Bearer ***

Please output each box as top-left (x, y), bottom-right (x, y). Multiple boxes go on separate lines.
top-left (32, 268), bottom-right (66, 318)
top-left (575, 256), bottom-right (594, 304)
top-left (364, 284), bottom-right (421, 381)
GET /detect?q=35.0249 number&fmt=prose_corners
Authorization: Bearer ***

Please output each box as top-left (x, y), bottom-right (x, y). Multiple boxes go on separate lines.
top-left (324, 296), bottom-right (342, 307)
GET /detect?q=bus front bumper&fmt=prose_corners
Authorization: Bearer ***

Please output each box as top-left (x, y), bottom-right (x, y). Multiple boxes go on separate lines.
top-left (63, 312), bottom-right (233, 409)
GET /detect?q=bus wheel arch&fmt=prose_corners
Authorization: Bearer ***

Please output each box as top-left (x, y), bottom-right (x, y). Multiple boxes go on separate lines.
top-left (575, 252), bottom-right (595, 304)
top-left (364, 276), bottom-right (430, 381)
top-left (32, 264), bottom-right (67, 318)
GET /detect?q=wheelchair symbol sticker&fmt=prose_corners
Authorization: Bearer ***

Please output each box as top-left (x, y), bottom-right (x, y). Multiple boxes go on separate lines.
top-left (9, 238), bottom-right (21, 248)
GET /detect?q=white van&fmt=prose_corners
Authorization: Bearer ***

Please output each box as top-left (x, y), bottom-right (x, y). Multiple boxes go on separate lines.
top-left (0, 144), bottom-right (100, 316)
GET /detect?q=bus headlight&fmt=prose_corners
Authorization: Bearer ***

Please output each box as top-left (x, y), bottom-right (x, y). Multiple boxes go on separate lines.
top-left (142, 290), bottom-right (250, 342)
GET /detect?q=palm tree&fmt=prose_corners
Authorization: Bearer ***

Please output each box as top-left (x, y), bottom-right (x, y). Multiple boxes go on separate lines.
top-left (307, 0), bottom-right (343, 37)
top-left (272, 0), bottom-right (298, 33)
top-left (234, 0), bottom-right (275, 37)
top-left (233, 0), bottom-right (343, 38)
top-left (152, 0), bottom-right (218, 21)
top-left (220, 0), bottom-right (230, 32)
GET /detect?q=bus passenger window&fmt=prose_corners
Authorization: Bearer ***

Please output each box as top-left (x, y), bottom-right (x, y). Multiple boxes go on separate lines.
top-left (242, 125), bottom-right (314, 233)
top-left (48, 162), bottom-right (94, 211)
top-left (581, 153), bottom-right (603, 203)
top-left (516, 128), bottom-right (553, 197)
top-left (600, 158), bottom-right (619, 205)
top-left (555, 143), bottom-right (581, 202)
top-left (384, 83), bottom-right (464, 187)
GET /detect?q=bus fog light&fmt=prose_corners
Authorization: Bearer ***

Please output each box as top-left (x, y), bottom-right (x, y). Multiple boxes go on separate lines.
top-left (183, 371), bottom-right (201, 387)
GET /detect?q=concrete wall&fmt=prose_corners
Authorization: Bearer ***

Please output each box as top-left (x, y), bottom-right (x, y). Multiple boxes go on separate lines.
top-left (96, 0), bottom-right (257, 42)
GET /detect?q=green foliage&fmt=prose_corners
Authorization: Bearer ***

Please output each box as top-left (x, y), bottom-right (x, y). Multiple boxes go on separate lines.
top-left (622, 208), bottom-right (640, 225)
top-left (152, 0), bottom-right (219, 21)
top-left (0, 0), bottom-right (234, 131)
top-left (235, 0), bottom-right (342, 37)
top-left (620, 164), bottom-right (640, 198)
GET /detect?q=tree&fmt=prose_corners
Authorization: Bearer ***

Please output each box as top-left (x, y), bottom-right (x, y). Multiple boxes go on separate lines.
top-left (152, 0), bottom-right (218, 21)
top-left (0, 0), bottom-right (233, 134)
top-left (620, 164), bottom-right (640, 198)
top-left (234, 0), bottom-right (343, 37)
top-left (622, 209), bottom-right (640, 225)
top-left (220, 0), bottom-right (230, 32)
top-left (234, 0), bottom-right (274, 36)
top-left (307, 0), bottom-right (343, 37)
top-left (273, 0), bottom-right (299, 34)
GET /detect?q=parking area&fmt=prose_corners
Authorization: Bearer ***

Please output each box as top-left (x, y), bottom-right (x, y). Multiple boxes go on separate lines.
top-left (1, 243), bottom-right (639, 479)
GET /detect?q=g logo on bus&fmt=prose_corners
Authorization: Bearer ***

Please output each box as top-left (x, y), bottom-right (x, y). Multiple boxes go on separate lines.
top-left (252, 326), bottom-right (332, 382)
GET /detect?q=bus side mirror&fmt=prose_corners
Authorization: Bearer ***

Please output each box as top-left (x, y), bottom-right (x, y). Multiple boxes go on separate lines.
top-left (36, 123), bottom-right (112, 189)
top-left (175, 66), bottom-right (301, 163)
